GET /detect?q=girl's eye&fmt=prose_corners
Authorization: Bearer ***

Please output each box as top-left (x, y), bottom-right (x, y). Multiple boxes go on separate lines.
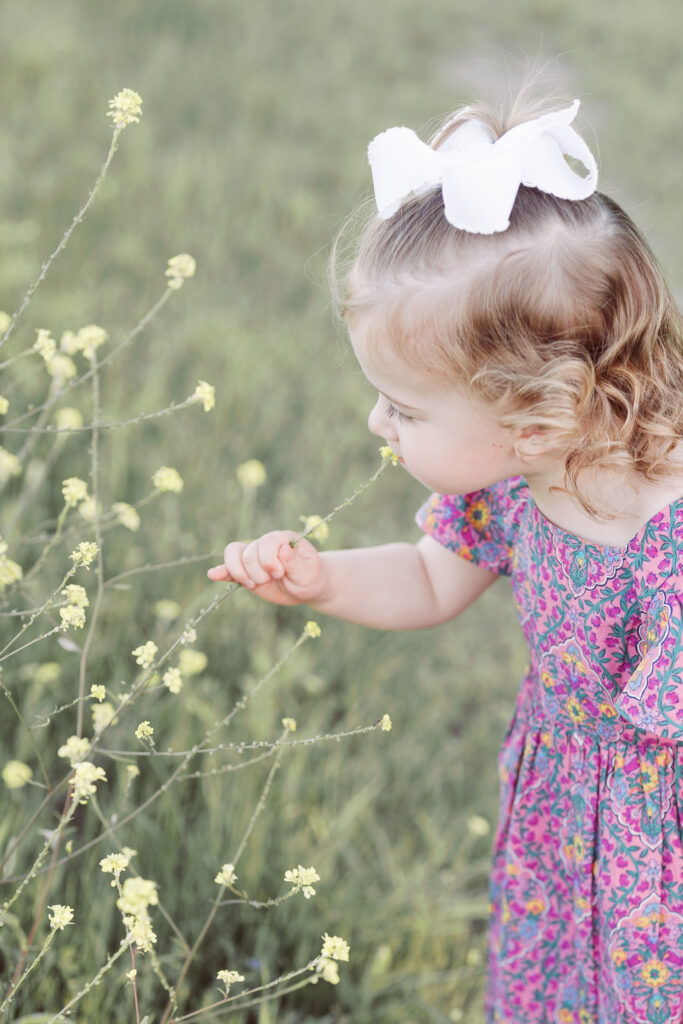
top-left (385, 401), bottom-right (412, 424)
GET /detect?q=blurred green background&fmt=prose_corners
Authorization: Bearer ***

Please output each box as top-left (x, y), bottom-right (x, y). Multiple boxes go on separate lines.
top-left (0, 1), bottom-right (681, 1021)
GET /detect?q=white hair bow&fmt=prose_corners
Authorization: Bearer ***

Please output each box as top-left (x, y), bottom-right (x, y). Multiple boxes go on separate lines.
top-left (367, 100), bottom-right (598, 234)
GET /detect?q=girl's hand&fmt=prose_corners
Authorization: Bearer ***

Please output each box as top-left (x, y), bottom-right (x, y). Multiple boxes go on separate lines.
top-left (207, 531), bottom-right (326, 606)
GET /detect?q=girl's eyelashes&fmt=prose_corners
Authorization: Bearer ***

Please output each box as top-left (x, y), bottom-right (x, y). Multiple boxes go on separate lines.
top-left (385, 401), bottom-right (412, 424)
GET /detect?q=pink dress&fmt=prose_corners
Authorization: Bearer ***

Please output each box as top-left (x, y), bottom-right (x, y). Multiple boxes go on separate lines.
top-left (417, 477), bottom-right (683, 1024)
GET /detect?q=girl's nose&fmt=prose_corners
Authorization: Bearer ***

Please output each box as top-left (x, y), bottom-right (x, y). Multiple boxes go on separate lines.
top-left (367, 397), bottom-right (396, 440)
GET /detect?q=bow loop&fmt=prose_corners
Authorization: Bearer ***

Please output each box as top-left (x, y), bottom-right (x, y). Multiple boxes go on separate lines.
top-left (367, 100), bottom-right (598, 234)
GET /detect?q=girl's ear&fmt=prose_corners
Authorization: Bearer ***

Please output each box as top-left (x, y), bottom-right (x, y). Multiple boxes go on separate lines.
top-left (513, 428), bottom-right (561, 463)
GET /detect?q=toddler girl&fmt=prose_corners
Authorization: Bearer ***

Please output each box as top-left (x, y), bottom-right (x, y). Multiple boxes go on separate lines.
top-left (209, 92), bottom-right (683, 1023)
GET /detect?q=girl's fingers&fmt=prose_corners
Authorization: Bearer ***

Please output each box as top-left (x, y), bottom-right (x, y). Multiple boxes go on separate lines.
top-left (223, 542), bottom-right (255, 589)
top-left (207, 565), bottom-right (230, 581)
top-left (258, 531), bottom-right (299, 579)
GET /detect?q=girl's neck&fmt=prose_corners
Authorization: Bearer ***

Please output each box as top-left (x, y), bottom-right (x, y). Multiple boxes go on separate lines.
top-left (524, 449), bottom-right (683, 547)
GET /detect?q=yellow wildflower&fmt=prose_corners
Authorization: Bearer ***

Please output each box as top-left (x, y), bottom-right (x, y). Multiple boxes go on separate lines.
top-left (165, 253), bottom-right (196, 289)
top-left (181, 626), bottom-right (197, 645)
top-left (60, 329), bottom-right (80, 355)
top-left (0, 447), bottom-right (22, 483)
top-left (304, 621), bottom-right (321, 639)
top-left (92, 701), bottom-right (116, 734)
top-left (379, 445), bottom-right (399, 465)
top-left (90, 684), bottom-right (106, 702)
top-left (135, 721), bottom-right (154, 743)
top-left (77, 325), bottom-right (108, 359)
top-left (62, 584), bottom-right (88, 607)
top-left (48, 904), bottom-right (74, 931)
top-left (467, 814), bottom-right (491, 836)
top-left (78, 497), bottom-right (100, 522)
top-left (152, 466), bottom-right (183, 493)
top-left (216, 969), bottom-right (245, 995)
top-left (154, 599), bottom-right (180, 621)
top-left (0, 311), bottom-right (10, 333)
top-left (2, 760), bottom-right (32, 789)
top-left (72, 761), bottom-right (107, 803)
top-left (299, 514), bottom-right (329, 543)
top-left (48, 353), bottom-right (77, 381)
top-left (314, 957), bottom-right (340, 985)
top-left (236, 459), bottom-right (266, 489)
top-left (0, 538), bottom-right (22, 591)
top-left (191, 380), bottom-right (215, 412)
top-left (107, 88), bottom-right (143, 128)
top-left (100, 852), bottom-right (130, 885)
top-left (112, 502), bottom-right (140, 532)
top-left (117, 876), bottom-right (158, 953)
top-left (214, 863), bottom-right (237, 887)
top-left (60, 604), bottom-right (86, 630)
top-left (282, 717), bottom-right (297, 732)
top-left (34, 328), bottom-right (56, 364)
top-left (58, 735), bottom-right (90, 764)
top-left (380, 714), bottom-right (392, 732)
top-left (321, 934), bottom-right (350, 962)
top-left (62, 477), bottom-right (89, 507)
top-left (70, 541), bottom-right (98, 568)
top-left (284, 865), bottom-right (320, 899)
top-left (178, 649), bottom-right (207, 677)
top-left (0, 396), bottom-right (8, 415)
top-left (162, 667), bottom-right (183, 694)
top-left (55, 406), bottom-right (83, 430)
top-left (132, 641), bottom-right (157, 669)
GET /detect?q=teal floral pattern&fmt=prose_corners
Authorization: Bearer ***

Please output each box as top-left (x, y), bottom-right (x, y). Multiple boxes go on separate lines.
top-left (417, 477), bottom-right (683, 1023)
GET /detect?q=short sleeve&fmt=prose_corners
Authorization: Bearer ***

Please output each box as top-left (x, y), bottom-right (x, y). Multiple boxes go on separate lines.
top-left (615, 585), bottom-right (683, 741)
top-left (415, 477), bottom-right (524, 577)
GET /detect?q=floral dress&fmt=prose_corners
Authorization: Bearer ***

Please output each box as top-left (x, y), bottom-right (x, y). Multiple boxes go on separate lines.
top-left (416, 477), bottom-right (683, 1024)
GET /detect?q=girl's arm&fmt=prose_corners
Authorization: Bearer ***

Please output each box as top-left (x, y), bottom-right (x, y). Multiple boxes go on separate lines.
top-left (208, 532), bottom-right (497, 631)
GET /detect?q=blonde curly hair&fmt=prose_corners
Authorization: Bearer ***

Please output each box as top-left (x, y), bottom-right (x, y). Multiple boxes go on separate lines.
top-left (334, 95), bottom-right (683, 517)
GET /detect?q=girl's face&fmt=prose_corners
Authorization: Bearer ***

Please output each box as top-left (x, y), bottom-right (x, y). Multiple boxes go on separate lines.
top-left (349, 321), bottom-right (525, 495)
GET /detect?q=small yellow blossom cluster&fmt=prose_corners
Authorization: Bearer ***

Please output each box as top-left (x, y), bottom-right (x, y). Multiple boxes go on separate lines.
top-left (162, 666), bottom-right (183, 694)
top-left (282, 717), bottom-right (297, 732)
top-left (0, 447), bottom-right (21, 484)
top-left (135, 721), bottom-right (154, 744)
top-left (165, 253), bottom-right (196, 290)
top-left (214, 863), bottom-right (237, 887)
top-left (92, 701), bottom-right (116, 734)
top-left (33, 329), bottom-right (76, 381)
top-left (55, 406), bottom-right (83, 430)
top-left (117, 876), bottom-right (158, 953)
top-left (191, 380), bottom-right (215, 412)
top-left (72, 761), bottom-right (107, 804)
top-left (311, 934), bottom-right (350, 986)
top-left (62, 477), bottom-right (89, 508)
top-left (299, 514), bottom-right (329, 543)
top-left (155, 599), bottom-right (180, 621)
top-left (58, 735), bottom-right (90, 765)
top-left (178, 648), bottom-right (207, 677)
top-left (90, 684), bottom-right (106, 702)
top-left (48, 904), bottom-right (74, 931)
top-left (380, 714), bottom-right (392, 732)
top-left (70, 541), bottom-right (98, 569)
top-left (379, 445), bottom-right (400, 465)
top-left (304, 621), bottom-right (321, 639)
top-left (132, 641), bottom-right (157, 669)
top-left (0, 311), bottom-right (10, 333)
top-left (78, 497), bottom-right (100, 523)
top-left (59, 324), bottom-right (108, 363)
top-left (107, 88), bottom-right (143, 128)
top-left (2, 760), bottom-right (32, 789)
top-left (284, 865), bottom-right (320, 899)
top-left (236, 459), bottom-right (266, 490)
top-left (467, 814), bottom-right (491, 837)
top-left (0, 396), bottom-right (8, 415)
top-left (152, 466), bottom-right (184, 493)
top-left (112, 501), bottom-right (140, 532)
top-left (180, 626), bottom-right (196, 645)
top-left (0, 537), bottom-right (22, 592)
top-left (216, 968), bottom-right (245, 996)
top-left (314, 957), bottom-right (340, 985)
top-left (100, 850), bottom-right (131, 887)
top-left (60, 583), bottom-right (89, 631)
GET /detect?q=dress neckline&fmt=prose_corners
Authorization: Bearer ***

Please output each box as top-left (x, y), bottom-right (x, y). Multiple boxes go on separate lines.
top-left (518, 476), bottom-right (683, 553)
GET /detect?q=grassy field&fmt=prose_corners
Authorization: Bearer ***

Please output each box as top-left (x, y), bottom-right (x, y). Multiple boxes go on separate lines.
top-left (0, 1), bottom-right (681, 1021)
